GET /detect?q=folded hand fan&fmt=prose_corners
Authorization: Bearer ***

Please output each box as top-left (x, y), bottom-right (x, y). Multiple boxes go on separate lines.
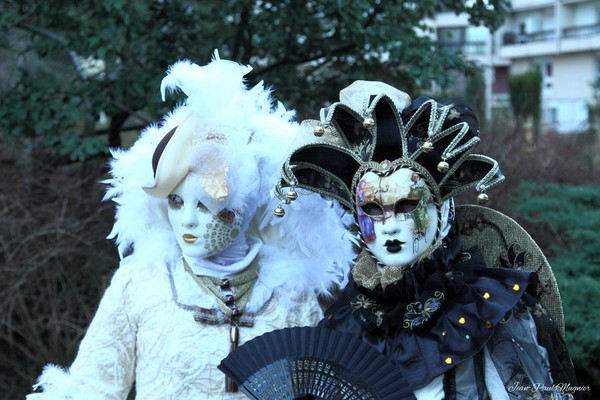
top-left (218, 326), bottom-right (416, 400)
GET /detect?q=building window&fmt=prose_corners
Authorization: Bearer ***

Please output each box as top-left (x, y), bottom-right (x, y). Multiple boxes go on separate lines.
top-left (437, 27), bottom-right (485, 55)
top-left (543, 108), bottom-right (558, 125)
top-left (438, 28), bottom-right (465, 44)
top-left (534, 60), bottom-right (554, 88)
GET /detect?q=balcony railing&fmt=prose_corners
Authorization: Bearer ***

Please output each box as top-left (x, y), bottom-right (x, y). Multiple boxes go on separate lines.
top-left (437, 41), bottom-right (487, 55)
top-left (563, 23), bottom-right (600, 38)
top-left (502, 30), bottom-right (555, 45)
top-left (503, 23), bottom-right (600, 46)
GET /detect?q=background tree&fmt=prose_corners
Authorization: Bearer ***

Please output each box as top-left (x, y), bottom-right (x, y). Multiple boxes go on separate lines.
top-left (588, 78), bottom-right (600, 135)
top-left (508, 69), bottom-right (543, 143)
top-left (465, 67), bottom-right (486, 122)
top-left (0, 0), bottom-right (509, 160)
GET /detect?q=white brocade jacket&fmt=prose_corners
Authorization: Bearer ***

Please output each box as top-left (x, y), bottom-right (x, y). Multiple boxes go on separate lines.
top-left (28, 259), bottom-right (324, 400)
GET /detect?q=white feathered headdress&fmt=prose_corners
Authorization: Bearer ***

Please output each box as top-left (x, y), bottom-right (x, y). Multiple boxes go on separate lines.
top-left (103, 50), bottom-right (356, 299)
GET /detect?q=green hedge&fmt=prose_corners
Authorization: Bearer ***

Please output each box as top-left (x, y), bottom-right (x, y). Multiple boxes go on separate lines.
top-left (513, 182), bottom-right (600, 383)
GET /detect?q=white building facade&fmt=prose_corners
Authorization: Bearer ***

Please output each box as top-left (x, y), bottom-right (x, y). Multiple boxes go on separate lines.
top-left (429, 0), bottom-right (600, 133)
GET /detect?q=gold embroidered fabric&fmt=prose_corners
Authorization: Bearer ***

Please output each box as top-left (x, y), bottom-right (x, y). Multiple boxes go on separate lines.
top-left (352, 241), bottom-right (441, 289)
top-left (350, 294), bottom-right (384, 326)
top-left (403, 291), bottom-right (445, 330)
top-left (352, 250), bottom-right (403, 290)
top-left (184, 260), bottom-right (259, 317)
top-left (455, 204), bottom-right (565, 338)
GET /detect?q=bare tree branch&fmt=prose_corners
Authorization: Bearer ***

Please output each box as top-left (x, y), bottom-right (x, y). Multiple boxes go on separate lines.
top-left (249, 43), bottom-right (357, 77)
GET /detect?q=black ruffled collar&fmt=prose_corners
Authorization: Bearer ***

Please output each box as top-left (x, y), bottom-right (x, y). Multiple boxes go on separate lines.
top-left (320, 235), bottom-right (533, 390)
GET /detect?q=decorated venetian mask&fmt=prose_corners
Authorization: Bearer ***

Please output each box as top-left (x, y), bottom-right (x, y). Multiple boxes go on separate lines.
top-left (355, 168), bottom-right (438, 268)
top-left (167, 173), bottom-right (243, 259)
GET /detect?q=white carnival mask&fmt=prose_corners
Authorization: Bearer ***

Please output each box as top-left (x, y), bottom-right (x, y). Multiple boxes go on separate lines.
top-left (355, 168), bottom-right (438, 268)
top-left (167, 173), bottom-right (243, 259)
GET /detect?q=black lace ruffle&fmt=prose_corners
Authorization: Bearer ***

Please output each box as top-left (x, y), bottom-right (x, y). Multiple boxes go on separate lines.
top-left (320, 235), bottom-right (533, 390)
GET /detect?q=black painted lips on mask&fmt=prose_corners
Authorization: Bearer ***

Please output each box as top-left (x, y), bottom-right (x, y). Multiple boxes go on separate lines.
top-left (384, 239), bottom-right (404, 253)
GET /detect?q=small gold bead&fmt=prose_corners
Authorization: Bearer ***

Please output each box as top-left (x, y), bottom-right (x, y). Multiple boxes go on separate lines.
top-left (477, 193), bottom-right (489, 204)
top-left (485, 321), bottom-right (493, 329)
top-left (437, 160), bottom-right (449, 173)
top-left (422, 141), bottom-right (434, 153)
top-left (313, 125), bottom-right (325, 137)
top-left (274, 205), bottom-right (285, 218)
top-left (483, 292), bottom-right (490, 300)
top-left (445, 357), bottom-right (452, 365)
top-left (458, 317), bottom-right (466, 325)
top-left (286, 188), bottom-right (298, 201)
top-left (513, 284), bottom-right (520, 292)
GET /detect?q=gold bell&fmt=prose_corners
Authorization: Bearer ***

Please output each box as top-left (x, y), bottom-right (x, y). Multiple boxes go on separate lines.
top-left (477, 193), bottom-right (489, 204)
top-left (437, 160), bottom-right (449, 173)
top-left (313, 125), bottom-right (325, 137)
top-left (286, 188), bottom-right (298, 201)
top-left (274, 205), bottom-right (285, 218)
top-left (422, 141), bottom-right (434, 153)
top-left (363, 117), bottom-right (375, 128)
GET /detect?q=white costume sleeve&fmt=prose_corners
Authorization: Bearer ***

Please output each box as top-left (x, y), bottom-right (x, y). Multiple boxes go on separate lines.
top-left (28, 264), bottom-right (138, 400)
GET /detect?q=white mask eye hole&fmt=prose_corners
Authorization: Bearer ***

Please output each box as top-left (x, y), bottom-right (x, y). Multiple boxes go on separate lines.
top-left (168, 195), bottom-right (209, 212)
top-left (359, 201), bottom-right (384, 218)
top-left (168, 194), bottom-right (183, 209)
top-left (394, 198), bottom-right (419, 215)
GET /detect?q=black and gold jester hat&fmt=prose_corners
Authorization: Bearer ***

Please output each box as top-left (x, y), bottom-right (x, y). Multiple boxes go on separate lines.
top-left (274, 80), bottom-right (504, 215)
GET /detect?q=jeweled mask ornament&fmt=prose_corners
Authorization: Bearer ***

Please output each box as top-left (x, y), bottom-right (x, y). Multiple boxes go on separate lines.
top-left (355, 167), bottom-right (437, 268)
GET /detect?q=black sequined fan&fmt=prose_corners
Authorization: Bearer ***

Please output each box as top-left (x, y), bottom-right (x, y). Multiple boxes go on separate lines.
top-left (218, 326), bottom-right (416, 400)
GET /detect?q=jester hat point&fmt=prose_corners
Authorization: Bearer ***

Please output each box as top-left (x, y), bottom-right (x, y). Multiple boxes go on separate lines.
top-left (276, 80), bottom-right (504, 217)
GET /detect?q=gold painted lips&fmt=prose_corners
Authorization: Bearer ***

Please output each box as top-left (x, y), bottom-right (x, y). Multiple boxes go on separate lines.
top-left (182, 234), bottom-right (198, 244)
